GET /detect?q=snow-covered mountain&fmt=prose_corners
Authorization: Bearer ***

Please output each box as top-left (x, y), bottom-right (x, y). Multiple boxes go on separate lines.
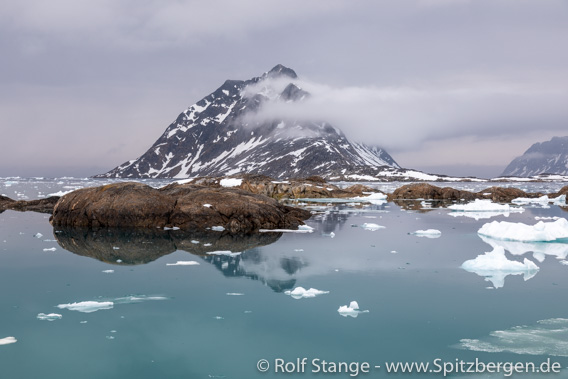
top-left (502, 136), bottom-right (568, 177)
top-left (96, 64), bottom-right (399, 179)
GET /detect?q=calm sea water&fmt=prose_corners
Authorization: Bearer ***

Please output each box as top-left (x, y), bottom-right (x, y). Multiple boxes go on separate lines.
top-left (1, 178), bottom-right (567, 378)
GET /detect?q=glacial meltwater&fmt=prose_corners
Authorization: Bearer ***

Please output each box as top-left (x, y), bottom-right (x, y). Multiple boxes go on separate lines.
top-left (1, 178), bottom-right (568, 378)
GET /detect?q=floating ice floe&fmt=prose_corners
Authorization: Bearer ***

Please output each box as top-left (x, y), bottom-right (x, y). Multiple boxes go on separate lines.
top-left (461, 246), bottom-right (539, 289)
top-left (191, 240), bottom-right (199, 244)
top-left (226, 293), bottom-right (244, 296)
top-left (447, 199), bottom-right (524, 220)
top-left (412, 229), bottom-right (441, 238)
top-left (211, 226), bottom-right (225, 232)
top-left (57, 301), bottom-right (114, 313)
top-left (163, 226), bottom-right (180, 230)
top-left (259, 225), bottom-right (314, 233)
top-left (47, 190), bottom-right (73, 197)
top-left (350, 192), bottom-right (387, 205)
top-left (478, 218), bottom-right (568, 242)
top-left (166, 261), bottom-right (200, 266)
top-left (102, 270), bottom-right (114, 274)
top-left (37, 313), bottom-right (62, 321)
top-left (43, 247), bottom-right (56, 251)
top-left (0, 336), bottom-right (17, 345)
top-left (284, 287), bottom-right (329, 299)
top-left (512, 194), bottom-right (566, 206)
top-left (480, 235), bottom-right (568, 262)
top-left (361, 223), bottom-right (385, 231)
top-left (458, 318), bottom-right (568, 357)
top-left (219, 178), bottom-right (243, 187)
top-left (206, 250), bottom-right (242, 257)
top-left (337, 301), bottom-right (369, 318)
top-left (448, 199), bottom-right (523, 213)
top-left (33, 233), bottom-right (43, 238)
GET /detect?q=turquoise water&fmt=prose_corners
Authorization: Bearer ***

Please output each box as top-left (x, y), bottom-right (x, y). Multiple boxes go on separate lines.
top-left (1, 179), bottom-right (568, 378)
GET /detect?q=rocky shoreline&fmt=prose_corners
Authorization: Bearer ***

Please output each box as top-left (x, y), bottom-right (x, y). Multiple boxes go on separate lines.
top-left (2, 177), bottom-right (567, 232)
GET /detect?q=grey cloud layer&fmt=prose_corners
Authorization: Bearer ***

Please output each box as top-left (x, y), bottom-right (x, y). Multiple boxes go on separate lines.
top-left (1, 0), bottom-right (567, 176)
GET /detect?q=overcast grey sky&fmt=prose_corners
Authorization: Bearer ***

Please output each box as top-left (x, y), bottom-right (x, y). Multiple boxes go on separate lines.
top-left (1, 0), bottom-right (567, 178)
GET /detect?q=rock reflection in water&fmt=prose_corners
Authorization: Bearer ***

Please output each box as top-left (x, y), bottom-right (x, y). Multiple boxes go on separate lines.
top-left (53, 227), bottom-right (282, 265)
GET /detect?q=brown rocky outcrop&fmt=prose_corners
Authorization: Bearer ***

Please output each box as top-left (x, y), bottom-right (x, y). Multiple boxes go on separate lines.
top-left (388, 183), bottom-right (552, 203)
top-left (0, 196), bottom-right (60, 214)
top-left (190, 175), bottom-right (380, 199)
top-left (51, 182), bottom-right (311, 233)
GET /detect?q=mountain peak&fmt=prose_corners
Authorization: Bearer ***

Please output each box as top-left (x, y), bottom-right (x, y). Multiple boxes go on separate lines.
top-left (502, 136), bottom-right (568, 177)
top-left (265, 64), bottom-right (297, 79)
top-left (96, 66), bottom-right (399, 179)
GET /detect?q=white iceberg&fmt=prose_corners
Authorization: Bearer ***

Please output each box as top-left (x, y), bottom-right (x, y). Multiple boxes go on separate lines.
top-left (43, 247), bottom-right (56, 251)
top-left (226, 293), bottom-right (244, 296)
top-left (57, 301), bottom-right (114, 313)
top-left (458, 318), bottom-right (568, 357)
top-left (478, 218), bottom-right (568, 242)
top-left (37, 313), bottom-right (63, 321)
top-left (412, 229), bottom-right (441, 238)
top-left (33, 233), bottom-right (43, 238)
top-left (219, 178), bottom-right (243, 187)
top-left (166, 261), bottom-right (200, 266)
top-left (102, 270), bottom-right (114, 273)
top-left (211, 226), bottom-right (225, 231)
top-left (337, 301), bottom-right (368, 318)
top-left (361, 223), bottom-right (385, 231)
top-left (284, 287), bottom-right (329, 299)
top-left (461, 246), bottom-right (539, 288)
top-left (0, 336), bottom-right (17, 345)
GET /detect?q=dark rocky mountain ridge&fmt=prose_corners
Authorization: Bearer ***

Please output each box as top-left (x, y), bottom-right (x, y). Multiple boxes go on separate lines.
top-left (96, 64), bottom-right (399, 179)
top-left (502, 136), bottom-right (568, 177)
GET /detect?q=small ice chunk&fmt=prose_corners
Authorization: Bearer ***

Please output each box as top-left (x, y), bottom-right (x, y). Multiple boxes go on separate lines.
top-left (390, 250), bottom-right (398, 254)
top-left (33, 233), bottom-right (43, 238)
top-left (361, 223), bottom-right (385, 231)
top-left (166, 261), bottom-right (200, 266)
top-left (294, 249), bottom-right (304, 252)
top-left (112, 246), bottom-right (120, 250)
top-left (211, 226), bottom-right (225, 232)
top-left (226, 293), bottom-right (244, 296)
top-left (214, 316), bottom-right (224, 320)
top-left (43, 247), bottom-right (56, 251)
top-left (106, 336), bottom-right (115, 340)
top-left (203, 204), bottom-right (212, 208)
top-left (284, 287), bottom-right (329, 299)
top-left (203, 243), bottom-right (212, 246)
top-left (560, 260), bottom-right (568, 266)
top-left (219, 178), bottom-right (243, 187)
top-left (412, 229), bottom-right (441, 238)
top-left (298, 225), bottom-right (314, 231)
top-left (57, 301), bottom-right (114, 313)
top-left (102, 270), bottom-right (114, 274)
top-left (191, 240), bottom-right (200, 244)
top-left (37, 313), bottom-right (62, 321)
top-left (337, 301), bottom-right (368, 318)
top-left (163, 226), bottom-right (180, 231)
top-left (0, 336), bottom-right (17, 345)
top-left (80, 321), bottom-right (88, 324)
top-left (116, 259), bottom-right (122, 263)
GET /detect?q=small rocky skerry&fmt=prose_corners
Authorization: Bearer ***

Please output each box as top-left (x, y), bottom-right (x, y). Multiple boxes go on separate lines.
top-left (50, 182), bottom-right (312, 234)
